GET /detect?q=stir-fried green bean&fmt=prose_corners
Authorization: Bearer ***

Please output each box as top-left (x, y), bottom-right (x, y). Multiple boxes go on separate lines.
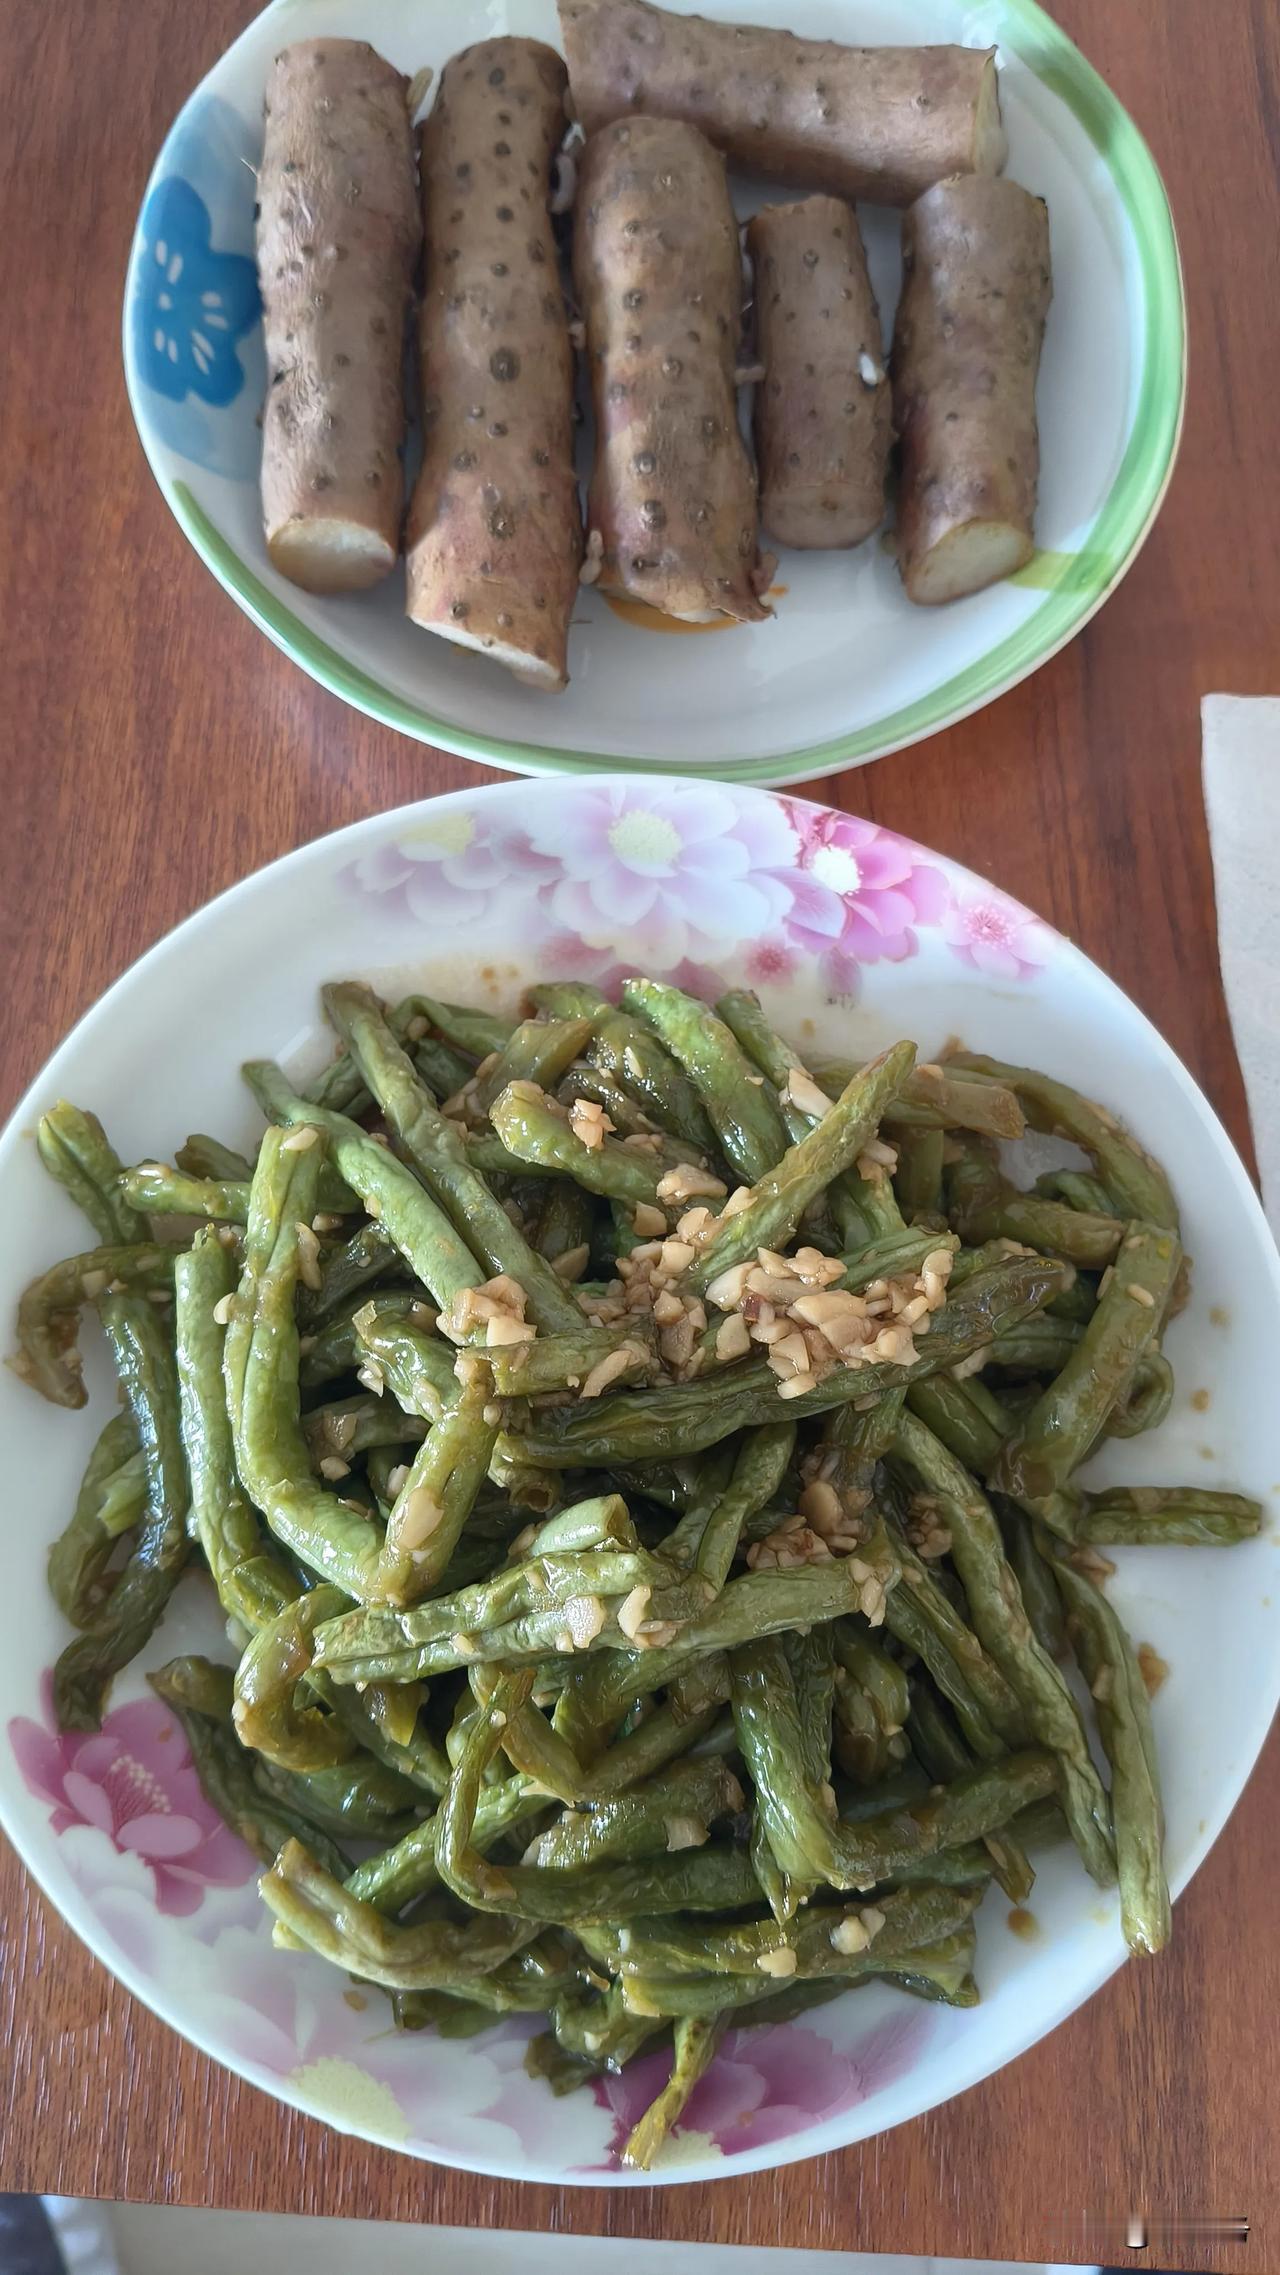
top-left (997, 1501), bottom-right (1068, 1660)
top-left (894, 1126), bottom-right (945, 1221)
top-left (624, 2015), bottom-right (728, 2167)
top-left (175, 1134), bottom-right (255, 1183)
top-left (253, 1750), bottom-right (421, 1845)
top-left (715, 1001), bottom-right (1024, 1147)
top-left (529, 983), bottom-right (717, 1150)
top-left (532, 1181), bottom-right (595, 1277)
top-left (298, 1220), bottom-right (402, 1327)
top-left (1046, 1543), bottom-right (1170, 1955)
top-left (947, 1146), bottom-right (1126, 1268)
top-left (233, 1586), bottom-right (356, 1772)
top-left (473, 1017), bottom-right (596, 1114)
top-left (595, 1880), bottom-right (984, 1994)
top-left (467, 1658), bottom-right (589, 1803)
top-left (905, 1679), bottom-right (1033, 1903)
top-left (322, 984), bottom-right (584, 1334)
top-left (315, 1558), bottom-right (874, 1690)
top-left (609, 1922), bottom-right (981, 2020)
top-left (812, 1058), bottom-right (1026, 1142)
top-left (21, 979), bottom-right (1258, 2163)
top-left (555, 1064), bottom-right (706, 1168)
top-left (14, 1241), bottom-right (179, 1409)
top-left (176, 1238), bottom-right (424, 1775)
top-left (890, 1413), bottom-right (1114, 1885)
top-left (374, 1367), bottom-right (497, 1607)
top-left (505, 1255), bottom-right (1065, 1468)
top-left (838, 1228), bottom-right (960, 1293)
top-left (584, 1700), bottom-right (726, 1797)
top-left (732, 1634), bottom-right (1055, 1896)
top-left (834, 1625), bottom-right (911, 1738)
top-left (663, 1425), bottom-right (795, 1597)
top-left (904, 1373), bottom-right (1081, 1543)
top-left (308, 996), bottom-right (496, 1123)
top-left (619, 980), bottom-right (790, 1180)
top-left (38, 1102), bottom-right (146, 1246)
top-left (226, 1127), bottom-right (385, 1601)
top-left (491, 1082), bottom-right (678, 1209)
top-left (175, 1229), bottom-right (285, 1630)
top-left (994, 1223), bottom-right (1181, 1499)
top-left (262, 1836), bottom-right (541, 1996)
top-left (47, 1412), bottom-right (146, 1627)
top-left (345, 1770), bottom-right (547, 1915)
top-left (712, 988), bottom-right (818, 1118)
top-left (1036, 1166), bottom-right (1115, 1217)
top-left (1106, 1349), bottom-right (1176, 1439)
top-left (302, 1394), bottom-right (427, 1467)
top-left (121, 1165), bottom-right (252, 1222)
top-left (52, 1294), bottom-right (190, 1729)
top-left (1076, 1486), bottom-right (1262, 1545)
top-left (149, 1658), bottom-right (351, 1880)
top-left (687, 1043), bottom-right (917, 1288)
top-left (347, 1297), bottom-right (457, 1417)
top-left (436, 1673), bottom-right (759, 1924)
top-left (876, 1516), bottom-right (1021, 1755)
top-left (406, 996), bottom-right (512, 1062)
top-left (945, 1053), bottom-right (1179, 1228)
top-left (243, 1061), bottom-right (484, 1317)
top-left (486, 1323), bottom-right (655, 1399)
top-left (525, 1754), bottom-right (743, 1871)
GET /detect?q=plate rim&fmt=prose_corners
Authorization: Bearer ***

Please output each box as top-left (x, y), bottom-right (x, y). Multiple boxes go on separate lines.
top-left (121, 0), bottom-right (1188, 787)
top-left (0, 773), bottom-right (1277, 2185)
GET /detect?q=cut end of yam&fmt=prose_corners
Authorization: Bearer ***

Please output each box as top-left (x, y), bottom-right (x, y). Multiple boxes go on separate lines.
top-left (267, 519), bottom-right (398, 596)
top-left (903, 518), bottom-right (1033, 605)
top-left (972, 54), bottom-right (1008, 178)
top-left (407, 593), bottom-right (568, 689)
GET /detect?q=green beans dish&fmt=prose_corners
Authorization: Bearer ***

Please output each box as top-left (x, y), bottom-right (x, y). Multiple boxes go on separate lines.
top-left (14, 981), bottom-right (1261, 2169)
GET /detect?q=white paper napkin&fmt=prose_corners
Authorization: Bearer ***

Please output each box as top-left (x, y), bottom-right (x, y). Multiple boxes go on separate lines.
top-left (94, 2206), bottom-right (1095, 2275)
top-left (1201, 693), bottom-right (1280, 1236)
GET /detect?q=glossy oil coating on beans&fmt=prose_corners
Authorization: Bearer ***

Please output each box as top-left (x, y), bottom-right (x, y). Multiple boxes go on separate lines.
top-left (16, 980), bottom-right (1257, 2165)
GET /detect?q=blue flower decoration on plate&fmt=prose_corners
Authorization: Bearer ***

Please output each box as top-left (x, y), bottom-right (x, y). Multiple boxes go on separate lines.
top-left (133, 176), bottom-right (259, 406)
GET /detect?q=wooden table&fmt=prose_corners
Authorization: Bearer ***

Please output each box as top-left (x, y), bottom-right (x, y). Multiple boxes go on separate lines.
top-left (1, 1), bottom-right (1277, 2262)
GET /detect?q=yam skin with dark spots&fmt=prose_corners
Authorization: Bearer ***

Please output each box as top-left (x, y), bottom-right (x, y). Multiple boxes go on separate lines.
top-left (748, 195), bottom-right (890, 551)
top-left (891, 175), bottom-right (1052, 605)
top-left (406, 38), bottom-right (581, 689)
top-left (575, 117), bottom-right (767, 624)
top-left (258, 40), bottom-right (420, 593)
top-left (559, 0), bottom-right (1005, 208)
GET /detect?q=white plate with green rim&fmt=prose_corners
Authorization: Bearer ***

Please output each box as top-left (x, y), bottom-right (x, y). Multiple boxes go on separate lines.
top-left (123, 0), bottom-right (1184, 784)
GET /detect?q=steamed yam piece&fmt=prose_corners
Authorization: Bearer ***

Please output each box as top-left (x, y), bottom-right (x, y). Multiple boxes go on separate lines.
top-left (406, 39), bottom-right (582, 688)
top-left (575, 117), bottom-right (768, 624)
top-left (257, 40), bottom-right (420, 593)
top-left (891, 175), bottom-right (1052, 604)
top-left (748, 196), bottom-right (890, 550)
top-left (559, 0), bottom-right (1005, 207)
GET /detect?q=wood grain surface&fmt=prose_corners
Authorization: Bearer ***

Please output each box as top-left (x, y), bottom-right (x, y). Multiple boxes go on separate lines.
top-left (1, 1), bottom-right (1277, 2261)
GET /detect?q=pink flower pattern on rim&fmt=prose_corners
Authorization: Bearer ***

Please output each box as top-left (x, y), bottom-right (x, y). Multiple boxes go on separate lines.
top-left (346, 809), bottom-right (559, 929)
top-left (762, 804), bottom-right (951, 994)
top-left (941, 881), bottom-right (1053, 981)
top-left (589, 2010), bottom-right (931, 2166)
top-left (523, 780), bottom-right (799, 970)
top-left (8, 1678), bottom-right (255, 1917)
top-left (346, 785), bottom-right (1044, 1000)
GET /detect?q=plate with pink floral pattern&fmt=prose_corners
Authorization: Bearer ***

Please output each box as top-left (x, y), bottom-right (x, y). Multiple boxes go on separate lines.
top-left (0, 776), bottom-right (1276, 2184)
